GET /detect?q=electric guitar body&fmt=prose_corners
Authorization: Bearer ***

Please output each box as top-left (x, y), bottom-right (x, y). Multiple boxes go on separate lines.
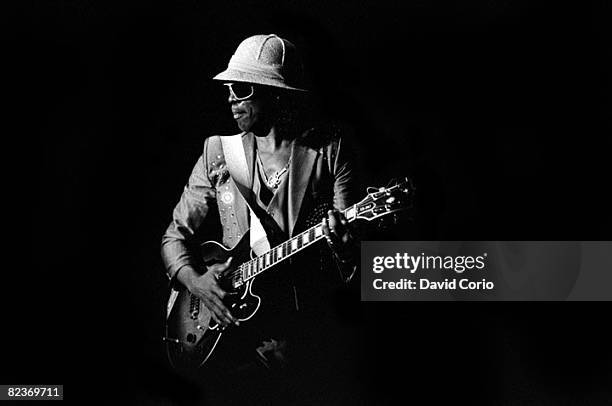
top-left (165, 231), bottom-right (264, 374)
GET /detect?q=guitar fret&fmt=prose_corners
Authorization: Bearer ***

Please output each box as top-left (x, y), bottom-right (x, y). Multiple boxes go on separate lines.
top-left (291, 238), bottom-right (298, 252)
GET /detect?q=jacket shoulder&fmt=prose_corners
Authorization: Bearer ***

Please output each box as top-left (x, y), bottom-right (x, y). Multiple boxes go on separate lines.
top-left (203, 135), bottom-right (222, 155)
top-left (298, 122), bottom-right (349, 151)
top-left (202, 132), bottom-right (244, 160)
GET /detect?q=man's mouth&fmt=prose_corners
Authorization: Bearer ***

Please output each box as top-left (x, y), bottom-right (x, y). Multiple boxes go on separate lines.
top-left (232, 109), bottom-right (245, 119)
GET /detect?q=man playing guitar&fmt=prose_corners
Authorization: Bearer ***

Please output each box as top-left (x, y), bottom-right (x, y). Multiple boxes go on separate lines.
top-left (161, 34), bottom-right (359, 404)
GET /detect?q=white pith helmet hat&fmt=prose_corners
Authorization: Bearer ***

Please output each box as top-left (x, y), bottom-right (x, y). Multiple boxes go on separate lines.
top-left (213, 34), bottom-right (308, 91)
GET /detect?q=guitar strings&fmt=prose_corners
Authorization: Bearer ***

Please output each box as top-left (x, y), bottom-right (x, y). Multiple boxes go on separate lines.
top-left (224, 223), bottom-right (324, 285)
top-left (223, 213), bottom-right (345, 286)
top-left (222, 188), bottom-right (403, 285)
top-left (222, 201), bottom-right (365, 285)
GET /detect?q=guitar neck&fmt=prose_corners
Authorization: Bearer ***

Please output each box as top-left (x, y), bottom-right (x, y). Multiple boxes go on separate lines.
top-left (233, 204), bottom-right (358, 288)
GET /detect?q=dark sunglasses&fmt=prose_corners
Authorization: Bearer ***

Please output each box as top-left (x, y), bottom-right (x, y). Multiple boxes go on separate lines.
top-left (224, 83), bottom-right (255, 100)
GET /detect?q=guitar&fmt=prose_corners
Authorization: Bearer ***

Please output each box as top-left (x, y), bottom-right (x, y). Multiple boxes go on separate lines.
top-left (164, 178), bottom-right (414, 373)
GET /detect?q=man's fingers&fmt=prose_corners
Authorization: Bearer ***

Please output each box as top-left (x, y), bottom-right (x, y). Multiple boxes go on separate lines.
top-left (216, 256), bottom-right (233, 271)
top-left (189, 271), bottom-right (238, 327)
top-left (211, 282), bottom-right (227, 299)
top-left (204, 296), bottom-right (233, 327)
top-left (327, 210), bottom-right (339, 235)
top-left (209, 307), bottom-right (222, 326)
top-left (322, 218), bottom-right (337, 245)
top-left (328, 209), bottom-right (351, 241)
top-left (329, 210), bottom-right (348, 234)
top-left (205, 295), bottom-right (237, 328)
top-left (322, 216), bottom-right (338, 249)
top-left (202, 297), bottom-right (222, 325)
top-left (208, 293), bottom-right (229, 314)
top-left (208, 292), bottom-right (236, 324)
top-left (322, 217), bottom-right (330, 236)
top-left (339, 214), bottom-right (348, 227)
top-left (209, 257), bottom-right (232, 272)
top-left (323, 210), bottom-right (354, 256)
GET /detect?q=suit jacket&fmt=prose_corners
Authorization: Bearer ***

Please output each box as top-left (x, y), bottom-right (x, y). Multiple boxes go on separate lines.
top-left (161, 126), bottom-right (358, 288)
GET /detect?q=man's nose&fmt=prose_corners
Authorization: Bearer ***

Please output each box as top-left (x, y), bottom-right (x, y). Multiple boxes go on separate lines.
top-left (227, 90), bottom-right (237, 104)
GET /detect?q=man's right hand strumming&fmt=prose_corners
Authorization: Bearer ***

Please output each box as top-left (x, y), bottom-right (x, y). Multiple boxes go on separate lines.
top-left (176, 258), bottom-right (239, 328)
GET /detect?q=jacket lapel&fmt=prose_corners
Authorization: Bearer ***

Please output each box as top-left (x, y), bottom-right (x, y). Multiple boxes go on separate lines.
top-left (287, 140), bottom-right (317, 236)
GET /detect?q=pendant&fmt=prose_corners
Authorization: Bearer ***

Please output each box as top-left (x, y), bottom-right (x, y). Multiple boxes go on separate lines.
top-left (267, 166), bottom-right (288, 189)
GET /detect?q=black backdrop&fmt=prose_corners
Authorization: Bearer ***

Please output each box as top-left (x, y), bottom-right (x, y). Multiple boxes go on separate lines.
top-left (6, 0), bottom-right (611, 403)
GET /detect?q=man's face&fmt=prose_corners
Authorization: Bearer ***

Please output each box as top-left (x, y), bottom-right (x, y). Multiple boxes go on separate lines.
top-left (226, 83), bottom-right (275, 134)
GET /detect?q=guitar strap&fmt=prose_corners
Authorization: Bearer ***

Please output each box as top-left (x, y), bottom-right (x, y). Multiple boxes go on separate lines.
top-left (220, 134), bottom-right (271, 256)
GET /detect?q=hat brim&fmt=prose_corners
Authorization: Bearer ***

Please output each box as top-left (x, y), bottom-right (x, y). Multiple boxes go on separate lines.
top-left (213, 69), bottom-right (308, 92)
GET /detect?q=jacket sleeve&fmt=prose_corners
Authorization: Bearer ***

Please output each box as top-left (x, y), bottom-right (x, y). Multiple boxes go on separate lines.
top-left (161, 138), bottom-right (217, 283)
top-left (332, 136), bottom-right (360, 283)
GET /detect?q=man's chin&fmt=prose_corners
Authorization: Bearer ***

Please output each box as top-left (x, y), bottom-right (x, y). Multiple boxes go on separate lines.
top-left (235, 119), bottom-right (268, 135)
top-left (235, 120), bottom-right (250, 133)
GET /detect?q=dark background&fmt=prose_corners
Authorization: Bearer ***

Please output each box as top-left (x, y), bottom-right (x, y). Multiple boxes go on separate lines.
top-left (5, 0), bottom-right (611, 403)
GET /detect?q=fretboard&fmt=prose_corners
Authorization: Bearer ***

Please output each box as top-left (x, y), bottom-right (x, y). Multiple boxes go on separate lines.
top-left (232, 204), bottom-right (358, 288)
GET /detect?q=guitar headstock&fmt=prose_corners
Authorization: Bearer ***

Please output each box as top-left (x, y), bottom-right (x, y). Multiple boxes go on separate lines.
top-left (351, 177), bottom-right (415, 222)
